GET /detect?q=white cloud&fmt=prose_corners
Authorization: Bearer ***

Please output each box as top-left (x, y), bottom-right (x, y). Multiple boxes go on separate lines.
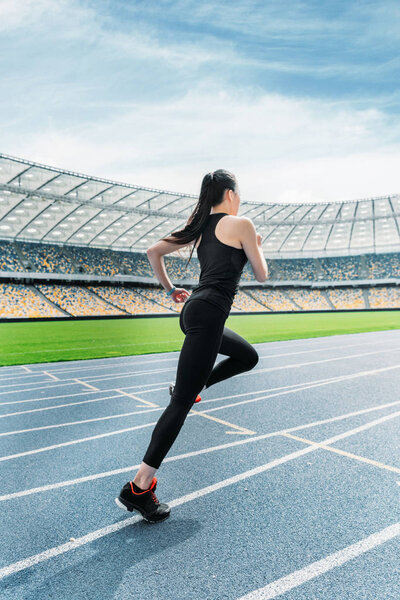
top-left (8, 87), bottom-right (400, 204)
top-left (1, 1), bottom-right (400, 207)
top-left (0, 0), bottom-right (93, 32)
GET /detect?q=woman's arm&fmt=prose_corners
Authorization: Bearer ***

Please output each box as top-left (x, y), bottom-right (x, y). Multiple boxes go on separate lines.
top-left (147, 239), bottom-right (192, 298)
top-left (238, 218), bottom-right (268, 282)
top-left (146, 248), bottom-right (175, 294)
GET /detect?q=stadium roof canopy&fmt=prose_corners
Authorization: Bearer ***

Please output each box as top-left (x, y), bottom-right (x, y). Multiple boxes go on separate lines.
top-left (0, 152), bottom-right (400, 257)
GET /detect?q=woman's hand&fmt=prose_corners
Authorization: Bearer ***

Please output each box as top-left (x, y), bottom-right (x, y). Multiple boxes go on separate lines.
top-left (171, 287), bottom-right (190, 303)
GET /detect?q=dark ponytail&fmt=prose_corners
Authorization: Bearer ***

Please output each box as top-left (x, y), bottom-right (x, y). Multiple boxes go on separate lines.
top-left (161, 168), bottom-right (237, 267)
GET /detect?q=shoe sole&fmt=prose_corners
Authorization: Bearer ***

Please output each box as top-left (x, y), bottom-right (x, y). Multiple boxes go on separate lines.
top-left (115, 496), bottom-right (170, 524)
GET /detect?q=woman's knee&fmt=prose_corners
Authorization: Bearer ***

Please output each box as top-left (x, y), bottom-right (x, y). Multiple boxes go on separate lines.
top-left (243, 347), bottom-right (259, 370)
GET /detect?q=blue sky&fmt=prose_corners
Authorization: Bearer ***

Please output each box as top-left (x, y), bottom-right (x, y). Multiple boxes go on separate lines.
top-left (1, 0), bottom-right (400, 204)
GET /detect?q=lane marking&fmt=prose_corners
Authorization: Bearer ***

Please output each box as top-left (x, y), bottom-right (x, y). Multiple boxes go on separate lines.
top-left (0, 381), bottom-right (160, 407)
top-left (0, 394), bottom-right (128, 418)
top-left (202, 363), bottom-right (400, 415)
top-left (1, 345), bottom-right (400, 396)
top-left (1, 332), bottom-right (399, 377)
top-left (236, 523), bottom-right (400, 600)
top-left (115, 388), bottom-right (158, 408)
top-left (74, 379), bottom-right (99, 391)
top-left (29, 337), bottom-right (393, 378)
top-left (0, 407), bottom-right (162, 437)
top-left (33, 344), bottom-right (400, 387)
top-left (282, 433), bottom-right (400, 475)
top-left (1, 402), bottom-right (400, 500)
top-left (1, 441), bottom-right (398, 580)
top-left (2, 372), bottom-right (400, 462)
top-left (43, 371), bottom-right (59, 381)
top-left (2, 359), bottom-right (400, 411)
top-left (0, 372), bottom-right (45, 381)
top-left (0, 381), bottom-right (86, 401)
top-left (0, 421), bottom-right (161, 462)
top-left (0, 445), bottom-right (331, 579)
top-left (189, 408), bottom-right (256, 435)
top-left (0, 367), bottom-right (175, 394)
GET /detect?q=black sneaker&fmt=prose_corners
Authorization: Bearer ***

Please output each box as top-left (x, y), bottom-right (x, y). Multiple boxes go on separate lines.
top-left (115, 477), bottom-right (171, 523)
top-left (169, 382), bottom-right (201, 403)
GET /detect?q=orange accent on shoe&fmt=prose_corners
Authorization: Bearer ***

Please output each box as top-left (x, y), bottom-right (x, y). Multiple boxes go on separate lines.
top-left (194, 394), bottom-right (201, 403)
top-left (130, 477), bottom-right (157, 495)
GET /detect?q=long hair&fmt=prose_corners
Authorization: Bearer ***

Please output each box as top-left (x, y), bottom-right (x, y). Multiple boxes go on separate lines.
top-left (161, 169), bottom-right (237, 267)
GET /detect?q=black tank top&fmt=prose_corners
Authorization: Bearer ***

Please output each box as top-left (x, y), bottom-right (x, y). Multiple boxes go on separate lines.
top-left (186, 212), bottom-right (248, 317)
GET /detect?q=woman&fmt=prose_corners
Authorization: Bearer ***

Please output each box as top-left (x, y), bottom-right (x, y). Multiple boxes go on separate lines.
top-left (115, 169), bottom-right (268, 523)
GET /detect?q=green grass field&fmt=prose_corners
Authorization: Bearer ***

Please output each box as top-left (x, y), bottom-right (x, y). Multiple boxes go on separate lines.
top-left (0, 310), bottom-right (399, 367)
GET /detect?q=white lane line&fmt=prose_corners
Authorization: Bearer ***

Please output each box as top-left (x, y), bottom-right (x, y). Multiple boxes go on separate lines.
top-left (44, 345), bottom-right (400, 386)
top-left (21, 366), bottom-right (32, 373)
top-left (2, 342), bottom-right (400, 407)
top-left (0, 407), bottom-right (160, 437)
top-left (0, 446), bottom-right (317, 579)
top-left (0, 433), bottom-right (297, 501)
top-left (0, 358), bottom-right (398, 415)
top-left (0, 394), bottom-right (127, 418)
top-left (2, 372), bottom-right (400, 439)
top-left (283, 432), bottom-right (400, 475)
top-left (115, 388), bottom-right (159, 408)
top-left (0, 380), bottom-right (85, 398)
top-left (189, 408), bottom-right (256, 435)
top-left (43, 371), bottom-right (59, 381)
top-left (5, 332), bottom-right (400, 378)
top-left (3, 369), bottom-right (400, 434)
top-left (6, 336), bottom-right (392, 379)
top-left (74, 379), bottom-right (99, 391)
top-left (0, 366), bottom-right (175, 394)
top-left (236, 523), bottom-right (400, 600)
top-left (2, 399), bottom-right (400, 500)
top-left (0, 381), bottom-right (160, 407)
top-left (202, 363), bottom-right (400, 414)
top-left (0, 421), bottom-right (161, 462)
top-left (1, 436), bottom-right (399, 580)
top-left (0, 372), bottom-right (46, 382)
top-left (1, 344), bottom-right (400, 395)
top-left (1, 365), bottom-right (400, 461)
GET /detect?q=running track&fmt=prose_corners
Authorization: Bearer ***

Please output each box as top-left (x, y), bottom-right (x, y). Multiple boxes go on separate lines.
top-left (1, 329), bottom-right (399, 599)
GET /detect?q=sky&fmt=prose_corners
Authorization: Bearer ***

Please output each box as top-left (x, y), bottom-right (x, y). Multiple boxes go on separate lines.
top-left (1, 0), bottom-right (400, 205)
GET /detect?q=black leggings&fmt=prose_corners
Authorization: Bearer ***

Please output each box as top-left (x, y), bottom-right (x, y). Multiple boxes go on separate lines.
top-left (142, 298), bottom-right (259, 469)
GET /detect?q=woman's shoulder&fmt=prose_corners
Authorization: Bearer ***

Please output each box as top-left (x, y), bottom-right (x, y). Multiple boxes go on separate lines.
top-left (223, 214), bottom-right (251, 233)
top-left (215, 214), bottom-right (248, 250)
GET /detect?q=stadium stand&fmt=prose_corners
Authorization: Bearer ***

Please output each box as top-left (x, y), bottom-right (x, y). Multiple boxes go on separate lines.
top-left (368, 285), bottom-right (400, 308)
top-left (327, 287), bottom-right (365, 310)
top-left (0, 241), bottom-right (25, 272)
top-left (1, 239), bottom-right (399, 319)
top-left (0, 153), bottom-right (399, 319)
top-left (35, 283), bottom-right (127, 317)
top-left (0, 282), bottom-right (65, 318)
top-left (88, 285), bottom-right (180, 315)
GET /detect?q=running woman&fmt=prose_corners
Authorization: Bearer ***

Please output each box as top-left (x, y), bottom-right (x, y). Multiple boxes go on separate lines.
top-left (115, 169), bottom-right (268, 522)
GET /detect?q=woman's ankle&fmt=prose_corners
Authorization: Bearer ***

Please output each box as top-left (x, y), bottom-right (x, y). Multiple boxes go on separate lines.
top-left (133, 466), bottom-right (157, 489)
top-left (132, 476), bottom-right (153, 490)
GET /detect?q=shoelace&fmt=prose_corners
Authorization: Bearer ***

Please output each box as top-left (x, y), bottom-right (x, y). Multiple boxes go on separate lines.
top-left (150, 489), bottom-right (160, 505)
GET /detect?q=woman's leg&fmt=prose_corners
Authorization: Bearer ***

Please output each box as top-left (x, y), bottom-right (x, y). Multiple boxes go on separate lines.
top-left (204, 325), bottom-right (259, 389)
top-left (139, 299), bottom-right (227, 472)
